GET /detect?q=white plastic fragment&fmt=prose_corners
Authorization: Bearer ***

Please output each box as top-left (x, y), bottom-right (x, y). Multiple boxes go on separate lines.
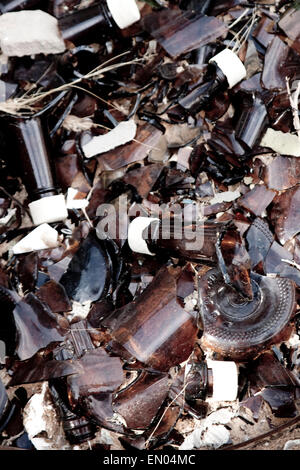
top-left (128, 216), bottom-right (159, 256)
top-left (12, 223), bottom-right (60, 255)
top-left (0, 208), bottom-right (16, 225)
top-left (23, 383), bottom-right (70, 450)
top-left (106, 0), bottom-right (141, 30)
top-left (209, 48), bottom-right (247, 89)
top-left (283, 440), bottom-right (300, 450)
top-left (210, 190), bottom-right (241, 205)
top-left (29, 194), bottom-right (68, 226)
top-left (66, 188), bottom-right (89, 210)
top-left (201, 425), bottom-right (231, 449)
top-left (207, 360), bottom-right (239, 402)
top-left (82, 120), bottom-right (137, 159)
top-left (260, 128), bottom-right (300, 157)
top-left (0, 10), bottom-right (66, 57)
top-left (179, 408), bottom-right (234, 449)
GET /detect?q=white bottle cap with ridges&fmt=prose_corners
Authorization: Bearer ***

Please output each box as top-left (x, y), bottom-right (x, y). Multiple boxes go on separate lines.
top-left (207, 360), bottom-right (238, 402)
top-left (29, 194), bottom-right (68, 226)
top-left (209, 48), bottom-right (246, 89)
top-left (106, 0), bottom-right (141, 30)
top-left (128, 216), bottom-right (158, 256)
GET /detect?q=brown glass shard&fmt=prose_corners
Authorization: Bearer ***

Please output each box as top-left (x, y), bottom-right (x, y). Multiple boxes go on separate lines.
top-left (16, 252), bottom-right (38, 292)
top-left (252, 16), bottom-right (274, 48)
top-left (264, 240), bottom-right (300, 286)
top-left (95, 124), bottom-right (163, 171)
top-left (113, 371), bottom-right (169, 430)
top-left (143, 9), bottom-right (227, 58)
top-left (36, 280), bottom-right (71, 313)
top-left (238, 184), bottom-right (276, 216)
top-left (278, 8), bottom-right (300, 43)
top-left (9, 352), bottom-right (76, 386)
top-left (262, 37), bottom-right (290, 90)
top-left (235, 97), bottom-right (268, 149)
top-left (248, 352), bottom-right (299, 418)
top-left (67, 348), bottom-right (124, 403)
top-left (246, 218), bottom-right (274, 269)
top-left (217, 226), bottom-right (253, 300)
top-left (198, 268), bottom-right (296, 361)
top-left (13, 293), bottom-right (68, 360)
top-left (60, 233), bottom-right (112, 303)
top-left (270, 186), bottom-right (300, 244)
top-left (263, 156), bottom-right (300, 191)
top-left (121, 164), bottom-right (163, 199)
top-left (83, 393), bottom-right (122, 433)
top-left (104, 265), bottom-right (198, 372)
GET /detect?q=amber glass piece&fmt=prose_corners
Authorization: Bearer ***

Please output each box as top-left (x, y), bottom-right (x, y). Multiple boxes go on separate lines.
top-left (262, 37), bottom-right (290, 90)
top-left (121, 164), bottom-right (163, 199)
top-left (67, 348), bottom-right (124, 404)
top-left (95, 124), bottom-right (163, 172)
top-left (104, 265), bottom-right (198, 372)
top-left (198, 268), bottom-right (296, 361)
top-left (264, 240), bottom-right (300, 287)
top-left (263, 156), bottom-right (300, 191)
top-left (246, 218), bottom-right (274, 269)
top-left (36, 280), bottom-right (71, 313)
top-left (55, 154), bottom-right (85, 192)
top-left (252, 16), bottom-right (274, 48)
top-left (16, 252), bottom-right (38, 292)
top-left (270, 186), bottom-right (300, 244)
top-left (248, 352), bottom-right (299, 418)
top-left (142, 9), bottom-right (227, 58)
top-left (209, 121), bottom-right (246, 158)
top-left (9, 353), bottom-right (76, 386)
top-left (278, 8), bottom-right (300, 42)
top-left (60, 233), bottom-right (112, 304)
top-left (238, 184), bottom-right (276, 216)
top-left (235, 97), bottom-right (268, 149)
top-left (217, 226), bottom-right (253, 300)
top-left (13, 293), bottom-right (68, 360)
top-left (113, 371), bottom-right (169, 430)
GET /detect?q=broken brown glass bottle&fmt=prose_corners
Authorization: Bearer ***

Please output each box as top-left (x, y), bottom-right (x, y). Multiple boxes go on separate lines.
top-left (185, 359), bottom-right (238, 402)
top-left (2, 93), bottom-right (69, 226)
top-left (49, 380), bottom-right (96, 445)
top-left (171, 49), bottom-right (246, 117)
top-left (128, 216), bottom-right (229, 263)
top-left (198, 268), bottom-right (296, 361)
top-left (103, 265), bottom-right (198, 372)
top-left (58, 0), bottom-right (141, 43)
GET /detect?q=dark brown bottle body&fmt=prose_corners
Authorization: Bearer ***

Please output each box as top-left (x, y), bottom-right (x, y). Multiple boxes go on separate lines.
top-left (128, 216), bottom-right (228, 263)
top-left (11, 116), bottom-right (58, 201)
top-left (58, 2), bottom-right (115, 43)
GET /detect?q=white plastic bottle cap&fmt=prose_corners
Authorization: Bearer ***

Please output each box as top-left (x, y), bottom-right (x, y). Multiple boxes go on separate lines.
top-left (106, 0), bottom-right (141, 30)
top-left (128, 217), bottom-right (158, 256)
top-left (28, 194), bottom-right (68, 226)
top-left (207, 360), bottom-right (238, 402)
top-left (209, 48), bottom-right (246, 89)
